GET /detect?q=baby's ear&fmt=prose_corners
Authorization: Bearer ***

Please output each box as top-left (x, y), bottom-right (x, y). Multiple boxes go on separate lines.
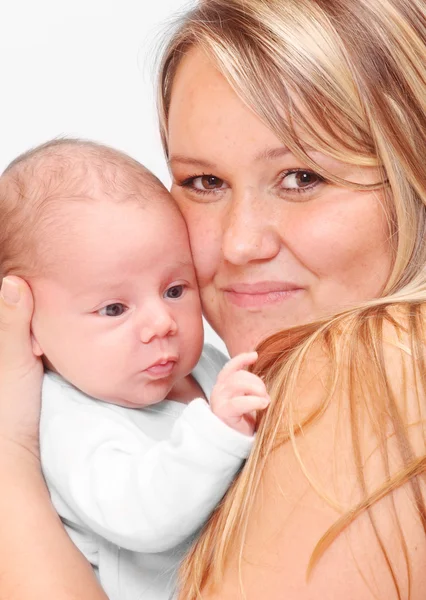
top-left (31, 333), bottom-right (43, 357)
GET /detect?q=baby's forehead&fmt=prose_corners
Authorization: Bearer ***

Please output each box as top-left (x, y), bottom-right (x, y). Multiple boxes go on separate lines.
top-left (0, 140), bottom-right (176, 281)
top-left (29, 192), bottom-right (191, 296)
top-left (5, 142), bottom-right (165, 206)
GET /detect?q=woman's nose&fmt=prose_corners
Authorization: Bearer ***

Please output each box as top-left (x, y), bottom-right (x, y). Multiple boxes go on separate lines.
top-left (139, 307), bottom-right (178, 344)
top-left (221, 191), bottom-right (281, 265)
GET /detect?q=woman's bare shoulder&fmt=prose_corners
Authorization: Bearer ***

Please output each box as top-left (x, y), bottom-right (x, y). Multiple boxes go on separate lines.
top-left (203, 304), bottom-right (426, 599)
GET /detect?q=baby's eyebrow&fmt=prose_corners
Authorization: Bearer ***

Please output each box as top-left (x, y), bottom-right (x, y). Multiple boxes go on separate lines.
top-left (173, 260), bottom-right (194, 269)
top-left (72, 281), bottom-right (124, 299)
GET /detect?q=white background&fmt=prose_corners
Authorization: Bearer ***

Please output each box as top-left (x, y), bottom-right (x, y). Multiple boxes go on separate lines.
top-left (0, 0), bottom-right (227, 353)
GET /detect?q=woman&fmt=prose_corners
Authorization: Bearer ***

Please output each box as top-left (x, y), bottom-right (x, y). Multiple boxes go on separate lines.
top-left (1, 0), bottom-right (426, 598)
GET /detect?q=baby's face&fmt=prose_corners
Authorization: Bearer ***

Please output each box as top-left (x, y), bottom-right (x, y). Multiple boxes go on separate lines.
top-left (30, 197), bottom-right (204, 408)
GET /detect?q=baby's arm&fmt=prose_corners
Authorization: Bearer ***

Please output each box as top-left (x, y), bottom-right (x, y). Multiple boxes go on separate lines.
top-left (41, 376), bottom-right (257, 554)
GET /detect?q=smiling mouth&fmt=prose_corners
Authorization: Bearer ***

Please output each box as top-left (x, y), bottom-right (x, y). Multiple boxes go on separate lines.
top-left (223, 283), bottom-right (304, 309)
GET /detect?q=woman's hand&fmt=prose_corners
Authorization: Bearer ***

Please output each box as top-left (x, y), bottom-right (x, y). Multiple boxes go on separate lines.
top-left (0, 276), bottom-right (108, 599)
top-left (0, 276), bottom-right (43, 457)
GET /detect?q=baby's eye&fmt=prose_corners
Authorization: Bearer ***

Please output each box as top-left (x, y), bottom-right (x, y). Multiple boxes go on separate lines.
top-left (164, 285), bottom-right (185, 299)
top-left (280, 170), bottom-right (324, 190)
top-left (98, 303), bottom-right (128, 317)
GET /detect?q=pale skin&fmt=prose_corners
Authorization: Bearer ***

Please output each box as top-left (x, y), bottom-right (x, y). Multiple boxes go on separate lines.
top-left (168, 50), bottom-right (393, 357)
top-left (27, 192), bottom-right (268, 432)
top-left (0, 181), bottom-right (268, 600)
top-left (0, 46), bottom-right (425, 600)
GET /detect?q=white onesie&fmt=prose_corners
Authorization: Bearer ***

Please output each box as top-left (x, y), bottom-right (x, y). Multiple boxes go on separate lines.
top-left (40, 345), bottom-right (253, 600)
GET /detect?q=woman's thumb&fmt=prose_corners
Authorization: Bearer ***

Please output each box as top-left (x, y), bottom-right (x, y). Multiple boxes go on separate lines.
top-left (0, 277), bottom-right (35, 368)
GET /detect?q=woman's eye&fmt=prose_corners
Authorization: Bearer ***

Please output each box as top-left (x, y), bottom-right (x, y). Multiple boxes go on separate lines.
top-left (181, 174), bottom-right (227, 193)
top-left (164, 285), bottom-right (185, 299)
top-left (98, 303), bottom-right (127, 317)
top-left (194, 175), bottom-right (225, 190)
top-left (280, 170), bottom-right (324, 191)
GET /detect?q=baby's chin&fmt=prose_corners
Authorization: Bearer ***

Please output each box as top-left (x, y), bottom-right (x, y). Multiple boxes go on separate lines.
top-left (43, 360), bottom-right (180, 408)
top-left (100, 395), bottom-right (170, 409)
top-left (89, 380), bottom-right (178, 409)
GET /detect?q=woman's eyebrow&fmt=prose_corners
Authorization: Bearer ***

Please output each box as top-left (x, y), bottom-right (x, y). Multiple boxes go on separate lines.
top-left (254, 146), bottom-right (291, 161)
top-left (169, 146), bottom-right (297, 169)
top-left (168, 155), bottom-right (216, 169)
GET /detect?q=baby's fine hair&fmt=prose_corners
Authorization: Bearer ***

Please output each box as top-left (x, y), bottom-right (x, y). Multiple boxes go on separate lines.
top-left (0, 138), bottom-right (168, 280)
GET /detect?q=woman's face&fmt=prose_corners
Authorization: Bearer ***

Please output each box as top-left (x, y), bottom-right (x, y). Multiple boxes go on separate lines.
top-left (168, 49), bottom-right (393, 356)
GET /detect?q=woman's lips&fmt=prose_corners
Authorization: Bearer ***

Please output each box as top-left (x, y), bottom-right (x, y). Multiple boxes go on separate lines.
top-left (223, 282), bottom-right (304, 309)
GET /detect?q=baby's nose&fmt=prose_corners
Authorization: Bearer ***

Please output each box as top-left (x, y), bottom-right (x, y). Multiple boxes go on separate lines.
top-left (139, 311), bottom-right (177, 344)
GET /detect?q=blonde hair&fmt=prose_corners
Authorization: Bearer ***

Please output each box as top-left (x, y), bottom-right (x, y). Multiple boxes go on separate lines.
top-left (158, 0), bottom-right (426, 597)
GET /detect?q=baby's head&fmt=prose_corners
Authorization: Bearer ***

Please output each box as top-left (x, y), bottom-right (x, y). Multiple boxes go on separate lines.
top-left (0, 139), bottom-right (204, 407)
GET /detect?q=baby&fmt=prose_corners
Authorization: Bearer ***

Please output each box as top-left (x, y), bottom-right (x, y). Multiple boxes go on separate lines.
top-left (0, 139), bottom-right (269, 600)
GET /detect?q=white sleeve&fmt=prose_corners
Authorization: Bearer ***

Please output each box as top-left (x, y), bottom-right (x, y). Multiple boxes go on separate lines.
top-left (41, 394), bottom-right (253, 554)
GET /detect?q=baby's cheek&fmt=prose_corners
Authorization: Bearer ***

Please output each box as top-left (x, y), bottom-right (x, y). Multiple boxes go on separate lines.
top-left (30, 313), bottom-right (62, 362)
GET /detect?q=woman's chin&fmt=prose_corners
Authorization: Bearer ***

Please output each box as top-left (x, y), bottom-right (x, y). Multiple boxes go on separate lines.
top-left (221, 327), bottom-right (276, 357)
top-left (217, 309), bottom-right (317, 356)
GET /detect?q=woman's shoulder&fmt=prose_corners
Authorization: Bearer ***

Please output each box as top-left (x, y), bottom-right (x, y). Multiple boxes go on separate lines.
top-left (283, 301), bottom-right (426, 500)
top-left (300, 301), bottom-right (426, 410)
top-left (349, 301), bottom-right (426, 437)
top-left (210, 301), bottom-right (426, 599)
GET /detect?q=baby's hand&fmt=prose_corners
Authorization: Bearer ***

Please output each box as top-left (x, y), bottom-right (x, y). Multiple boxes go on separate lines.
top-left (210, 352), bottom-right (270, 436)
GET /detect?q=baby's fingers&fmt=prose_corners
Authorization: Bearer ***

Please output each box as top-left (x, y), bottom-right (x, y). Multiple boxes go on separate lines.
top-left (221, 369), bottom-right (268, 398)
top-left (227, 394), bottom-right (270, 418)
top-left (217, 351), bottom-right (258, 381)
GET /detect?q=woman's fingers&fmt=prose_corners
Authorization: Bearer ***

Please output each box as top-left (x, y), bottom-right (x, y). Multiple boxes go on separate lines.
top-left (0, 277), bottom-right (43, 454)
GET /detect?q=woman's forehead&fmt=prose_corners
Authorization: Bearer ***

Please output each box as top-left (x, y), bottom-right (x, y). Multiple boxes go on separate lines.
top-left (166, 46), bottom-right (376, 179)
top-left (168, 48), bottom-right (286, 161)
top-left (168, 48), bottom-right (234, 133)
top-left (168, 48), bottom-right (321, 155)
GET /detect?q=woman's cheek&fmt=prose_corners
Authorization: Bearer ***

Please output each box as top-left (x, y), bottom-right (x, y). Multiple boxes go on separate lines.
top-left (177, 203), bottom-right (223, 287)
top-left (291, 213), bottom-right (355, 276)
top-left (291, 191), bottom-right (388, 273)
